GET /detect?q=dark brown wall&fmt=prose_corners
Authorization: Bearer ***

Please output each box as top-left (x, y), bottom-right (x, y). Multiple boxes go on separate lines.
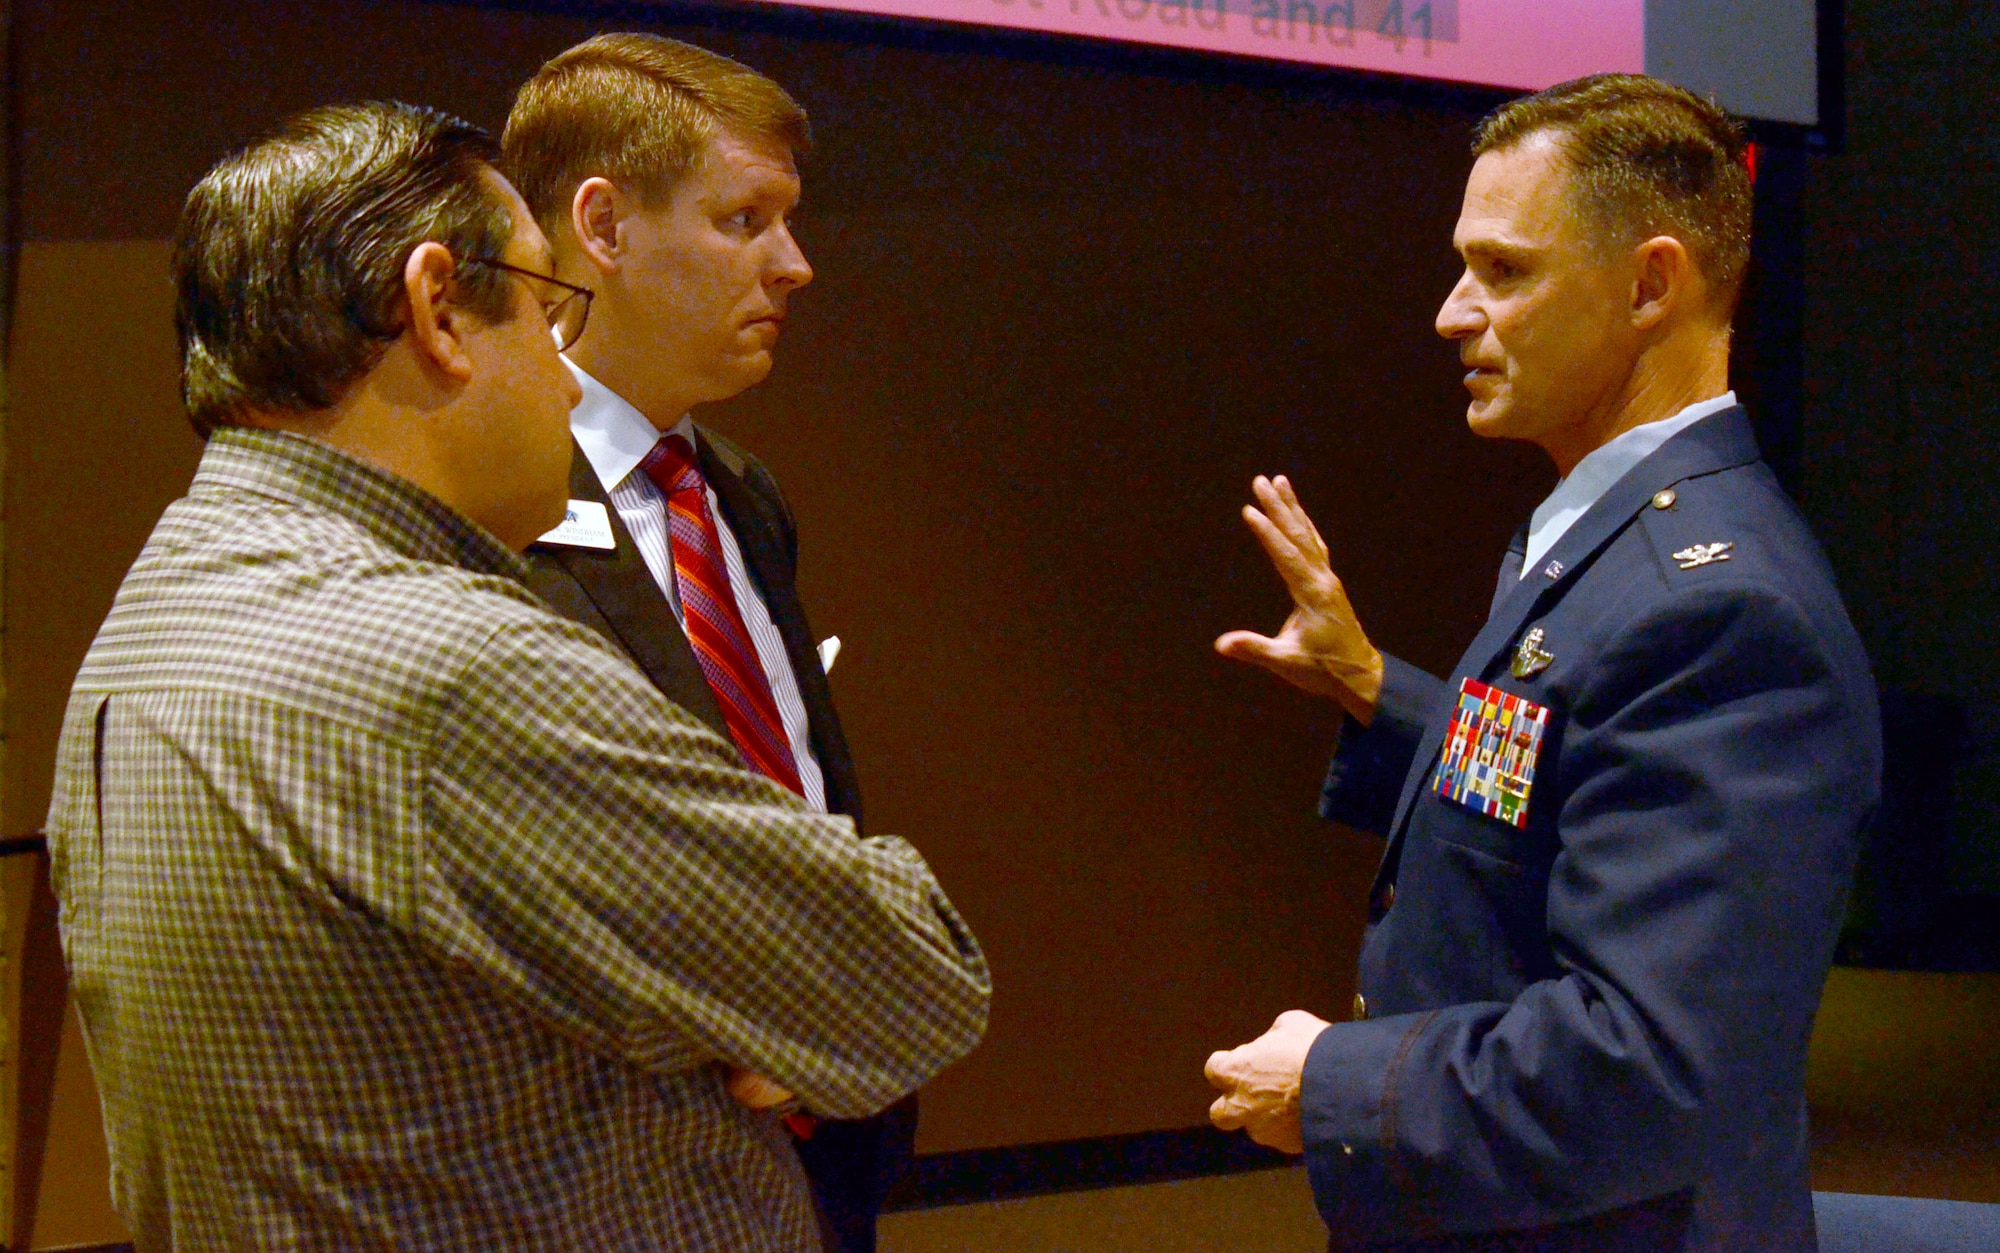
top-left (1798, 1), bottom-right (2000, 896)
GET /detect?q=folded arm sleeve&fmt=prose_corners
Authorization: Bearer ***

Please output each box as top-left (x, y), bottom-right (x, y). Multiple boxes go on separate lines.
top-left (417, 616), bottom-right (991, 1119)
top-left (1320, 654), bottom-right (1446, 835)
top-left (1300, 585), bottom-right (1874, 1239)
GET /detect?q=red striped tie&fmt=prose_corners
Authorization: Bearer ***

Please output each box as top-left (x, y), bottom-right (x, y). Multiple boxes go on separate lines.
top-left (640, 434), bottom-right (804, 796)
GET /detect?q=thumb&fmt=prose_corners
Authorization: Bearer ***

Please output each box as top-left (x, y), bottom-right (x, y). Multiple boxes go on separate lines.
top-left (1215, 631), bottom-right (1283, 664)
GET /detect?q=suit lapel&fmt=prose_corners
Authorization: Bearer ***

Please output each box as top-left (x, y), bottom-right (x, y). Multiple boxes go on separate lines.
top-left (700, 435), bottom-right (790, 597)
top-left (1376, 409), bottom-right (1764, 867)
top-left (697, 429), bottom-right (865, 826)
top-left (531, 442), bottom-right (728, 738)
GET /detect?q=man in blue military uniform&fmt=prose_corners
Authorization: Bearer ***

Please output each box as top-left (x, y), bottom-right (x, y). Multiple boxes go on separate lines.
top-left (1204, 75), bottom-right (1880, 1251)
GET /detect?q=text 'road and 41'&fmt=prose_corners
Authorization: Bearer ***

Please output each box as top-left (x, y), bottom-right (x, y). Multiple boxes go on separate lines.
top-left (970, 0), bottom-right (1459, 45)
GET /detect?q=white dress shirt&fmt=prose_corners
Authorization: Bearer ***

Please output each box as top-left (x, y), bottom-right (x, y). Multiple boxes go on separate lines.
top-left (1521, 392), bottom-right (1739, 579)
top-left (564, 357), bottom-right (829, 813)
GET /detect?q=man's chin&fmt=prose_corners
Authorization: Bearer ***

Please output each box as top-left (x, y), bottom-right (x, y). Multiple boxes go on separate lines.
top-left (1465, 400), bottom-right (1513, 440)
top-left (704, 354), bottom-right (775, 404)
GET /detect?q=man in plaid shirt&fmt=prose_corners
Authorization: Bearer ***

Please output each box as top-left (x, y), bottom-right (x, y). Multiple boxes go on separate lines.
top-left (44, 101), bottom-right (989, 1251)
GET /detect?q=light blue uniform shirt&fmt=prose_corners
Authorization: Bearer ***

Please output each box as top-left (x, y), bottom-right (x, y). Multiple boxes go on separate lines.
top-left (1522, 392), bottom-right (1739, 579)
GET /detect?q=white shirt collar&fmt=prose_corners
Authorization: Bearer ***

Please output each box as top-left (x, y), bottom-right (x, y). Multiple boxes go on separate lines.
top-left (1520, 391), bottom-right (1738, 579)
top-left (564, 355), bottom-right (694, 494)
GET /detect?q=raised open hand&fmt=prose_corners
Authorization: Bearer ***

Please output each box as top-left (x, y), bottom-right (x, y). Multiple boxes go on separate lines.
top-left (1214, 475), bottom-right (1384, 724)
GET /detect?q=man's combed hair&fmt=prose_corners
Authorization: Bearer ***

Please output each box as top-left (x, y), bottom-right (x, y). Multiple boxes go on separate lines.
top-left (502, 33), bottom-right (812, 238)
top-left (174, 102), bottom-right (515, 437)
top-left (1475, 73), bottom-right (1753, 311)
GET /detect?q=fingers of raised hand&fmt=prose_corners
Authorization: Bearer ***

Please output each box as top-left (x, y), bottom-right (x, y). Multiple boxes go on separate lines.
top-left (1275, 476), bottom-right (1331, 561)
top-left (1242, 504), bottom-right (1300, 563)
top-left (1258, 475), bottom-right (1329, 563)
top-left (1250, 477), bottom-right (1299, 541)
top-left (1243, 507), bottom-right (1327, 601)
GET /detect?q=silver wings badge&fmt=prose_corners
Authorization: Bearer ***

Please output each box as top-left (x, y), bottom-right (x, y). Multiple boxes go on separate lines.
top-left (1672, 541), bottom-right (1735, 570)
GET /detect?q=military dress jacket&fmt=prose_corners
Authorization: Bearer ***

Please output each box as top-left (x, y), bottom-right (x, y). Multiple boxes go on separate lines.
top-left (1302, 408), bottom-right (1881, 1251)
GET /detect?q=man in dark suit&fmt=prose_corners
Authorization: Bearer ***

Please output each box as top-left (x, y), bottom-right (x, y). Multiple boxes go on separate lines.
top-left (1203, 76), bottom-right (1880, 1251)
top-left (501, 34), bottom-right (903, 1253)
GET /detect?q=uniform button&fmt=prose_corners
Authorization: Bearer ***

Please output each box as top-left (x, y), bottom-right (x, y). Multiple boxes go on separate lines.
top-left (1352, 993), bottom-right (1369, 1021)
top-left (1652, 488), bottom-right (1677, 510)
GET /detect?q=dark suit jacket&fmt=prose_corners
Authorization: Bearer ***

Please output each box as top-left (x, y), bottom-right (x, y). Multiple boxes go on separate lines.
top-left (523, 427), bottom-right (861, 825)
top-left (524, 429), bottom-right (908, 1252)
top-left (1303, 408), bottom-right (1880, 1251)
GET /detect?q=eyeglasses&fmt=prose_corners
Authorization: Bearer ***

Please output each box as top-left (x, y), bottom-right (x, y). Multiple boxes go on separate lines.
top-left (460, 257), bottom-right (594, 353)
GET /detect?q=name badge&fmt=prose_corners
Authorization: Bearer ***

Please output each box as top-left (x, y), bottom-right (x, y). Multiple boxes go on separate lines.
top-left (1433, 677), bottom-right (1551, 829)
top-left (536, 500), bottom-right (616, 550)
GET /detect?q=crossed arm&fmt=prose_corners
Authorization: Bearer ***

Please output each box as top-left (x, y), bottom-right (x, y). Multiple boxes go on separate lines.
top-left (422, 613), bottom-right (992, 1121)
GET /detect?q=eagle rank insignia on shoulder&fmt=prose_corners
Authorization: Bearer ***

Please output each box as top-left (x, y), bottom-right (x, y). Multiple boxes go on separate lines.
top-left (1672, 541), bottom-right (1734, 570)
top-left (1433, 677), bottom-right (1551, 830)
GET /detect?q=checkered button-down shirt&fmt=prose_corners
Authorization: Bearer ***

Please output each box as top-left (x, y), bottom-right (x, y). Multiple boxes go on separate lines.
top-left (45, 428), bottom-right (989, 1251)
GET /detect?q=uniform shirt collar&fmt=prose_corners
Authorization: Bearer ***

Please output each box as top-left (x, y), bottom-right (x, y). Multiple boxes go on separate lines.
top-left (1521, 391), bottom-right (1738, 579)
top-left (565, 355), bottom-right (696, 493)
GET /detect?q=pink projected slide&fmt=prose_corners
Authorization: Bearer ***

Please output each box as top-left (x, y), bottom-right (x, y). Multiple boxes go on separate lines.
top-left (744, 0), bottom-right (1644, 93)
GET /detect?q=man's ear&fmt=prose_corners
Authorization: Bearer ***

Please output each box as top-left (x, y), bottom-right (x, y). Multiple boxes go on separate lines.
top-left (571, 177), bottom-right (626, 277)
top-left (1630, 235), bottom-right (1696, 332)
top-left (402, 241), bottom-right (475, 382)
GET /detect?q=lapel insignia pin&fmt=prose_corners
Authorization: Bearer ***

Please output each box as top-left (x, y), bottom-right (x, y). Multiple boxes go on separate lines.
top-left (1672, 541), bottom-right (1734, 570)
top-left (1542, 560), bottom-right (1564, 580)
top-left (1510, 626), bottom-right (1554, 679)
top-left (1652, 489), bottom-right (1678, 510)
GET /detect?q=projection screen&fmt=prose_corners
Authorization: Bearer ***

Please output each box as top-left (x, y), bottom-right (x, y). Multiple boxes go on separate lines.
top-left (736, 0), bottom-right (1822, 126)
